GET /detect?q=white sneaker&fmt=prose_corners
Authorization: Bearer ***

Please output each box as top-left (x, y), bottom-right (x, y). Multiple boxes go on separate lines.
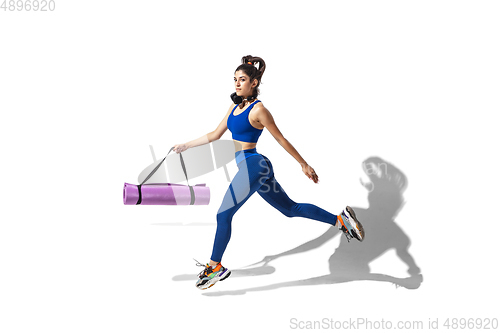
top-left (194, 260), bottom-right (231, 290)
top-left (337, 206), bottom-right (365, 242)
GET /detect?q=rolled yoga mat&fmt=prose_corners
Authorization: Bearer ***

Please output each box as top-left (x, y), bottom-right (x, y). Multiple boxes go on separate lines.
top-left (124, 146), bottom-right (210, 205)
top-left (123, 182), bottom-right (210, 205)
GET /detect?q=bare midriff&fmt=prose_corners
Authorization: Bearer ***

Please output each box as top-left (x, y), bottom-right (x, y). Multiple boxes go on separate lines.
top-left (233, 139), bottom-right (257, 151)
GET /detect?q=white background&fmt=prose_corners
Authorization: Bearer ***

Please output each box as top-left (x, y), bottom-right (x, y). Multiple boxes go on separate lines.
top-left (1, 1), bottom-right (499, 332)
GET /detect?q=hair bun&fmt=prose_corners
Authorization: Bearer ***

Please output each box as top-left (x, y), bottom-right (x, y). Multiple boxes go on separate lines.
top-left (242, 55), bottom-right (254, 64)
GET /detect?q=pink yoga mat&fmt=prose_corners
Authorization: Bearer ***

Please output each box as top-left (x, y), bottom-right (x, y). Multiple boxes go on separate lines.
top-left (124, 146), bottom-right (210, 205)
top-left (123, 182), bottom-right (210, 205)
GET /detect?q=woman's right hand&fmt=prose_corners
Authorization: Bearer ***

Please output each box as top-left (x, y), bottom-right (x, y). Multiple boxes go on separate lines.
top-left (172, 143), bottom-right (188, 154)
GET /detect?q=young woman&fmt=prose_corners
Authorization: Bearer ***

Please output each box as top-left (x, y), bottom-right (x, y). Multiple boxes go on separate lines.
top-left (173, 55), bottom-right (365, 290)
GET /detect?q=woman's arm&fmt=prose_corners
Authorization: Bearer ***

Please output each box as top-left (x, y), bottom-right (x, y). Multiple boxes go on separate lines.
top-left (173, 104), bottom-right (235, 154)
top-left (255, 104), bottom-right (319, 183)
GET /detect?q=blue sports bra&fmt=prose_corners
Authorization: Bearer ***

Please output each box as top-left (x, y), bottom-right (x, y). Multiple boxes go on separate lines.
top-left (226, 100), bottom-right (264, 143)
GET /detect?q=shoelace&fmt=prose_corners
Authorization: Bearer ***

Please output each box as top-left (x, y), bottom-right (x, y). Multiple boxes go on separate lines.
top-left (340, 225), bottom-right (353, 242)
top-left (194, 258), bottom-right (213, 277)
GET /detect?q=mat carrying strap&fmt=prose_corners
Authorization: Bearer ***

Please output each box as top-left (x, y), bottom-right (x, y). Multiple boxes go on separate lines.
top-left (136, 146), bottom-right (195, 205)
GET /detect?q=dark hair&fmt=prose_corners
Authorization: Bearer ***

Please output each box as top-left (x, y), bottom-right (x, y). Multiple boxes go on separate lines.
top-left (234, 55), bottom-right (266, 108)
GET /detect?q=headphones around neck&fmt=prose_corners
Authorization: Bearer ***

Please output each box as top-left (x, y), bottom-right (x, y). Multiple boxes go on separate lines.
top-left (230, 92), bottom-right (243, 104)
top-left (230, 92), bottom-right (257, 105)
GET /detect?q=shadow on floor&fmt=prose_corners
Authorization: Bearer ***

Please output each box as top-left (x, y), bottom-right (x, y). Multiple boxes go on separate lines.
top-left (173, 156), bottom-right (423, 295)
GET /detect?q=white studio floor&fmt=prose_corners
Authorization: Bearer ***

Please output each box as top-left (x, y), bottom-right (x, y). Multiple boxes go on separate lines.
top-left (1, 1), bottom-right (499, 332)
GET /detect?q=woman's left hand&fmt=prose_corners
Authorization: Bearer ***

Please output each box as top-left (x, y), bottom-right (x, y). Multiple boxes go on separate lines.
top-left (301, 163), bottom-right (319, 183)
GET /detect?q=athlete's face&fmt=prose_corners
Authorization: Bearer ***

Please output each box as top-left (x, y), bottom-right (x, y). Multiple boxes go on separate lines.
top-left (234, 70), bottom-right (257, 98)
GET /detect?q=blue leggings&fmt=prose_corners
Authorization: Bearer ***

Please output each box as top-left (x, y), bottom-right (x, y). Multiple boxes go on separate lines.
top-left (211, 148), bottom-right (338, 262)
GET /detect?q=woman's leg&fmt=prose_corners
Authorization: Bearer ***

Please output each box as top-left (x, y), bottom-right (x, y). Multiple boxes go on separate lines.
top-left (210, 155), bottom-right (271, 263)
top-left (257, 156), bottom-right (338, 226)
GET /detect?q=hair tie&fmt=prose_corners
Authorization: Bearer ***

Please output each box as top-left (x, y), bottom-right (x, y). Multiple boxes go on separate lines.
top-left (247, 61), bottom-right (252, 65)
